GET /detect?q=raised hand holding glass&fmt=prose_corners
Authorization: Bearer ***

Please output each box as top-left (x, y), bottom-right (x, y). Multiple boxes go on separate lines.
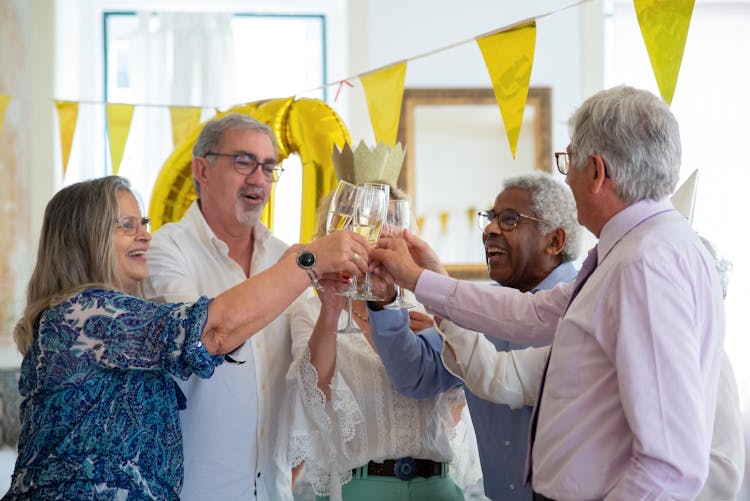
top-left (383, 199), bottom-right (416, 309)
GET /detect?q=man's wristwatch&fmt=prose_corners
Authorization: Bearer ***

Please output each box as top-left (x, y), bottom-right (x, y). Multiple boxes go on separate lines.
top-left (296, 250), bottom-right (320, 286)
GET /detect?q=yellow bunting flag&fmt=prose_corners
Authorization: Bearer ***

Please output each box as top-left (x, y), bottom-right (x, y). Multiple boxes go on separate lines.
top-left (467, 206), bottom-right (477, 227)
top-left (439, 211), bottom-right (449, 234)
top-left (106, 103), bottom-right (135, 176)
top-left (169, 106), bottom-right (203, 147)
top-left (360, 61), bottom-right (407, 146)
top-left (416, 216), bottom-right (425, 236)
top-left (634, 0), bottom-right (695, 105)
top-left (0, 95), bottom-right (9, 133)
top-left (55, 101), bottom-right (80, 177)
top-left (477, 22), bottom-right (536, 158)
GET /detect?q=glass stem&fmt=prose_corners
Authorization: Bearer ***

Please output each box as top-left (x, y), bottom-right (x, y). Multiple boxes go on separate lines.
top-left (345, 297), bottom-right (355, 332)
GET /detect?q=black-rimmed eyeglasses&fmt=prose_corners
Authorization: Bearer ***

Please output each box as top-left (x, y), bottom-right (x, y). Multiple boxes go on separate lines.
top-left (116, 216), bottom-right (151, 236)
top-left (477, 208), bottom-right (547, 231)
top-left (205, 152), bottom-right (284, 183)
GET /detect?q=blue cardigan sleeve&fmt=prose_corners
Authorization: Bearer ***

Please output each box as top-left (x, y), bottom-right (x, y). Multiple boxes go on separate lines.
top-left (368, 306), bottom-right (461, 399)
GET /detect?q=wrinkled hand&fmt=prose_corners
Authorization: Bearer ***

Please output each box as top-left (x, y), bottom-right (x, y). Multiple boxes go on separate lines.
top-left (402, 230), bottom-right (447, 276)
top-left (367, 272), bottom-right (397, 308)
top-left (316, 275), bottom-right (349, 313)
top-left (409, 310), bottom-right (434, 333)
top-left (370, 236), bottom-right (425, 292)
top-left (307, 230), bottom-right (370, 277)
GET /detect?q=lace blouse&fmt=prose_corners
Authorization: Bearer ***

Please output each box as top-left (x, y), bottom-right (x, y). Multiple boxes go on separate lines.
top-left (6, 288), bottom-right (223, 500)
top-left (283, 295), bottom-right (464, 500)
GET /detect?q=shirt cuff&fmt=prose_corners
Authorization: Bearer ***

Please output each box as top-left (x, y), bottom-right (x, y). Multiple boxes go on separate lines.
top-left (415, 270), bottom-right (458, 316)
top-left (183, 338), bottom-right (224, 378)
top-left (367, 306), bottom-right (409, 337)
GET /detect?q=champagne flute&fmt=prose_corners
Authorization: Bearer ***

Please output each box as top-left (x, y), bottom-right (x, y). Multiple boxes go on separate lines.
top-left (326, 180), bottom-right (358, 235)
top-left (326, 180), bottom-right (363, 334)
top-left (352, 183), bottom-right (389, 301)
top-left (312, 181), bottom-right (359, 293)
top-left (383, 199), bottom-right (416, 309)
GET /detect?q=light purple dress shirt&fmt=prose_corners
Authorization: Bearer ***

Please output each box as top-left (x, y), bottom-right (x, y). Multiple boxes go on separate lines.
top-left (415, 199), bottom-right (725, 501)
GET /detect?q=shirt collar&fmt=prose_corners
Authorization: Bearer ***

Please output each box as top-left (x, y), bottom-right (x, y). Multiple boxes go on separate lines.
top-left (598, 198), bottom-right (676, 265)
top-left (187, 199), bottom-right (272, 256)
top-left (532, 260), bottom-right (579, 293)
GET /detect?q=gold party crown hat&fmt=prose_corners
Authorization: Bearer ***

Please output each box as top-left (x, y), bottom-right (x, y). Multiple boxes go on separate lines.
top-left (332, 140), bottom-right (406, 187)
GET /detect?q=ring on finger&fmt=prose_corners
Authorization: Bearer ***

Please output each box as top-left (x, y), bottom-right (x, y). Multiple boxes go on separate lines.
top-left (352, 252), bottom-right (360, 263)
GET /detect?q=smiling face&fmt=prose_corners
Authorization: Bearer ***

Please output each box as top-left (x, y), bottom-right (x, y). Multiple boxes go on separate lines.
top-left (482, 187), bottom-right (556, 292)
top-left (115, 190), bottom-right (151, 294)
top-left (196, 127), bottom-right (276, 231)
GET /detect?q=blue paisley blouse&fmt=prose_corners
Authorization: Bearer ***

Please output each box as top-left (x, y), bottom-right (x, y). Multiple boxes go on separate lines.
top-left (4, 289), bottom-right (223, 500)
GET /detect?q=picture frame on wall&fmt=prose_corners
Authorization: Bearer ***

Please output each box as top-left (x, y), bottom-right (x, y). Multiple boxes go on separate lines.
top-left (397, 87), bottom-right (552, 280)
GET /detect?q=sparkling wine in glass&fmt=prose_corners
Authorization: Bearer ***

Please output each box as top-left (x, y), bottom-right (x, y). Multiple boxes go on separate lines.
top-left (326, 180), bottom-right (358, 235)
top-left (326, 180), bottom-right (363, 334)
top-left (354, 183), bottom-right (389, 301)
top-left (384, 199), bottom-right (416, 309)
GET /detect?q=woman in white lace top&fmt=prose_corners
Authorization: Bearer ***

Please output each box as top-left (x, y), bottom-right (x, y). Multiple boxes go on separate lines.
top-left (284, 287), bottom-right (468, 501)
top-left (281, 188), bottom-right (471, 501)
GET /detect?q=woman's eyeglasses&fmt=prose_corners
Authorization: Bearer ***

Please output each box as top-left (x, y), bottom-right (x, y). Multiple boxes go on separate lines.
top-left (115, 216), bottom-right (151, 236)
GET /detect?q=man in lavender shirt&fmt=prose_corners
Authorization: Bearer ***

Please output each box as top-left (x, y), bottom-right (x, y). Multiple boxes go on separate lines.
top-left (372, 86), bottom-right (725, 501)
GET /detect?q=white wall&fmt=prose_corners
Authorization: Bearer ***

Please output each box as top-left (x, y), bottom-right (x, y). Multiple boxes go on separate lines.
top-left (342, 0), bottom-right (600, 255)
top-left (344, 0), bottom-right (596, 156)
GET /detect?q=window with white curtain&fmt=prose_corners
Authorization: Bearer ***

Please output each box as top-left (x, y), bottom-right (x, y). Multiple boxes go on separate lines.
top-left (56, 1), bottom-right (342, 247)
top-left (103, 12), bottom-right (325, 245)
top-left (606, 1), bottom-right (750, 494)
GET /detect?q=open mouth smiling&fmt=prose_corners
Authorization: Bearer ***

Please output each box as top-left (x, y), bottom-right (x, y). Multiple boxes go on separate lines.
top-left (485, 239), bottom-right (509, 264)
top-left (240, 188), bottom-right (265, 202)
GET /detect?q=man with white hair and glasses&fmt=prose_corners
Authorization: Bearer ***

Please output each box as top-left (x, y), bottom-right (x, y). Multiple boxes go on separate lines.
top-left (367, 173), bottom-right (580, 500)
top-left (372, 86), bottom-right (725, 500)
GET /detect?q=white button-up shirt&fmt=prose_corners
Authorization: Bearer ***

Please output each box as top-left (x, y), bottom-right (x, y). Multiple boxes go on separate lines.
top-left (144, 201), bottom-right (297, 501)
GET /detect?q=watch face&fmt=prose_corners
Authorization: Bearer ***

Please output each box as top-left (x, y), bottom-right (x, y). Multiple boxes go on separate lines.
top-left (298, 251), bottom-right (316, 268)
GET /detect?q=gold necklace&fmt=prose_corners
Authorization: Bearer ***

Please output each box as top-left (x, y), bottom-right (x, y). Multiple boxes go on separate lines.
top-left (351, 306), bottom-right (368, 324)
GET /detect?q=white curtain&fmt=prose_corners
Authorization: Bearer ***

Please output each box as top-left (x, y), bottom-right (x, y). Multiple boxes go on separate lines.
top-left (119, 12), bottom-right (237, 211)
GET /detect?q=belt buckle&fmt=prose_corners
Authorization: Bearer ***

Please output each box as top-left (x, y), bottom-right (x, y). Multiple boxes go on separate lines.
top-left (393, 457), bottom-right (417, 481)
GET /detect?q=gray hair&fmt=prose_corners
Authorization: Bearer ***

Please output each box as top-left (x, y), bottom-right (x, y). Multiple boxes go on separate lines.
top-left (568, 85), bottom-right (681, 204)
top-left (15, 176), bottom-right (134, 355)
top-left (503, 173), bottom-right (581, 262)
top-left (192, 113), bottom-right (278, 195)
